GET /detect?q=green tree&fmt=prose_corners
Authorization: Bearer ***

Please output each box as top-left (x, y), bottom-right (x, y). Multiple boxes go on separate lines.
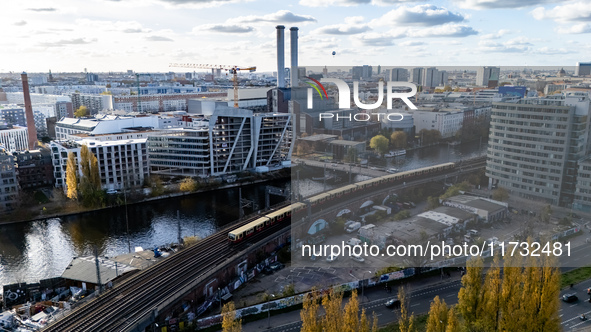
top-left (390, 131), bottom-right (408, 149)
top-left (346, 148), bottom-right (358, 163)
top-left (394, 210), bottom-right (411, 221)
top-left (150, 175), bottom-right (165, 196)
top-left (370, 135), bottom-right (389, 156)
top-left (492, 187), bottom-right (509, 201)
top-left (221, 302), bottom-right (241, 332)
top-left (74, 105), bottom-right (88, 118)
top-left (66, 152), bottom-right (78, 200)
top-left (427, 196), bottom-right (439, 210)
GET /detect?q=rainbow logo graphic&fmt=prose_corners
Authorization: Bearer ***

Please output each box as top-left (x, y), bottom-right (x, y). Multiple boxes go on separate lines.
top-left (304, 76), bottom-right (328, 99)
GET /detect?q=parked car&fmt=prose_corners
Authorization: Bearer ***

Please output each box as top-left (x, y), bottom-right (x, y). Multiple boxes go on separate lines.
top-left (262, 266), bottom-right (274, 275)
top-left (385, 298), bottom-right (401, 308)
top-left (347, 238), bottom-right (362, 246)
top-left (350, 254), bottom-right (365, 263)
top-left (326, 254), bottom-right (338, 262)
top-left (269, 262), bottom-right (285, 272)
top-left (562, 294), bottom-right (578, 303)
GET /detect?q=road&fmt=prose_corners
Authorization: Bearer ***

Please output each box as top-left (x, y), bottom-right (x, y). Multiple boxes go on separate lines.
top-left (292, 158), bottom-right (389, 177)
top-left (241, 240), bottom-right (591, 332)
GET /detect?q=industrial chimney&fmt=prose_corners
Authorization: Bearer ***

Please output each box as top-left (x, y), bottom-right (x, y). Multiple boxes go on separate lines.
top-left (290, 27), bottom-right (299, 88)
top-left (21, 72), bottom-right (37, 150)
top-left (276, 25), bottom-right (285, 88)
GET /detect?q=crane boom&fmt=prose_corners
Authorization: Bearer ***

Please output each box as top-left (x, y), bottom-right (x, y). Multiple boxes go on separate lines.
top-left (169, 63), bottom-right (256, 108)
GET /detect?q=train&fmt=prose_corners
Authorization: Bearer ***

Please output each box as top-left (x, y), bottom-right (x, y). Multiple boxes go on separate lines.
top-left (228, 162), bottom-right (456, 243)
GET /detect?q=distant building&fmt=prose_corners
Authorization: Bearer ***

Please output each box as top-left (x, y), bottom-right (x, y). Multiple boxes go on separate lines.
top-left (0, 147), bottom-right (19, 211)
top-left (442, 195), bottom-right (508, 222)
top-left (0, 106), bottom-right (26, 126)
top-left (56, 101), bottom-right (74, 118)
top-left (476, 67), bottom-right (500, 88)
top-left (86, 73), bottom-right (99, 82)
top-left (352, 65), bottom-right (372, 80)
top-left (575, 62), bottom-right (591, 77)
top-left (71, 93), bottom-right (113, 115)
top-left (112, 92), bottom-right (225, 113)
top-left (55, 115), bottom-right (160, 140)
top-left (390, 68), bottom-right (409, 82)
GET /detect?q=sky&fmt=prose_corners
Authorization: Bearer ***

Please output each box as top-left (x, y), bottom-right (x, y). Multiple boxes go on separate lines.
top-left (1, 0), bottom-right (590, 73)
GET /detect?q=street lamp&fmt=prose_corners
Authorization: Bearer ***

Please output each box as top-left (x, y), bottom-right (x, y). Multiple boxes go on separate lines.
top-left (265, 293), bottom-right (275, 328)
top-left (361, 270), bottom-right (372, 302)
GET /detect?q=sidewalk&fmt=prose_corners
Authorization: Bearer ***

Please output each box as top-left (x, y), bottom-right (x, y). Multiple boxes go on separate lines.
top-left (240, 269), bottom-right (463, 332)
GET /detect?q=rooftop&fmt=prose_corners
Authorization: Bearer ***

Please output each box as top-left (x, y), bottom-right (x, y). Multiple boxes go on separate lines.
top-left (60, 256), bottom-right (137, 285)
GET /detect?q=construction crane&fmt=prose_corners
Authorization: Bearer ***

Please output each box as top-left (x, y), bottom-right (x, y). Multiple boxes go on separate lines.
top-left (169, 63), bottom-right (256, 107)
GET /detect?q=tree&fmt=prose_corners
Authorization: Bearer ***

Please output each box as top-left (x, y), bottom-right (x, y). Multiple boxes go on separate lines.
top-left (398, 286), bottom-right (416, 332)
top-left (492, 187), bottom-right (509, 201)
top-left (322, 288), bottom-right (344, 332)
top-left (66, 152), bottom-right (78, 200)
top-left (479, 255), bottom-right (501, 331)
top-left (427, 196), bottom-right (439, 210)
top-left (443, 85), bottom-right (452, 92)
top-left (343, 290), bottom-right (360, 332)
top-left (457, 257), bottom-right (484, 327)
top-left (301, 291), bottom-right (322, 332)
top-left (426, 296), bottom-right (449, 332)
top-left (391, 131), bottom-right (407, 149)
top-left (180, 177), bottom-right (198, 192)
top-left (221, 302), bottom-right (241, 332)
top-left (445, 307), bottom-right (460, 332)
top-left (370, 135), bottom-right (389, 156)
top-left (541, 204), bottom-right (553, 223)
top-left (74, 106), bottom-right (88, 118)
top-left (149, 175), bottom-right (165, 197)
top-left (346, 148), bottom-right (358, 163)
top-left (394, 210), bottom-right (411, 221)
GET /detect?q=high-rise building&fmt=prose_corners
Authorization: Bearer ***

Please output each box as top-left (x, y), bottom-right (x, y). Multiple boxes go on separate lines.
top-left (422, 67), bottom-right (439, 88)
top-left (0, 106), bottom-right (26, 126)
top-left (575, 62), bottom-right (591, 77)
top-left (0, 124), bottom-right (29, 152)
top-left (56, 101), bottom-right (74, 119)
top-left (390, 68), bottom-right (409, 82)
top-left (486, 94), bottom-right (591, 206)
top-left (352, 65), bottom-right (372, 80)
top-left (71, 93), bottom-right (113, 115)
top-left (411, 68), bottom-right (424, 85)
top-left (476, 66), bottom-right (501, 87)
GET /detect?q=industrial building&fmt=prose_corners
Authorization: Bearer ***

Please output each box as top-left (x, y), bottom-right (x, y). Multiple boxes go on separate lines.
top-left (0, 146), bottom-right (19, 211)
top-left (442, 195), bottom-right (508, 222)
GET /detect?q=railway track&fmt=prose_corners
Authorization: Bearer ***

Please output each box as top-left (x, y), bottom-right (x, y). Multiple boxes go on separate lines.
top-left (42, 203), bottom-right (291, 332)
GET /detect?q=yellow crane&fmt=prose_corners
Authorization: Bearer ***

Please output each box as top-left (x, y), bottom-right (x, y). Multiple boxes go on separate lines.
top-left (169, 63), bottom-right (256, 107)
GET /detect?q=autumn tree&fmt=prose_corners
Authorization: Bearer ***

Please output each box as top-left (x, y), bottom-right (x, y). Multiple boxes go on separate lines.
top-left (499, 253), bottom-right (524, 331)
top-left (180, 177), bottom-right (198, 192)
top-left (390, 131), bottom-right (407, 149)
top-left (541, 204), bottom-right (553, 223)
top-left (78, 145), bottom-right (103, 207)
top-left (398, 286), bottom-right (416, 332)
top-left (426, 296), bottom-right (449, 332)
top-left (221, 302), bottom-right (241, 332)
top-left (149, 175), bottom-right (165, 197)
top-left (300, 292), bottom-right (321, 332)
top-left (74, 105), bottom-right (88, 118)
top-left (445, 307), bottom-right (460, 332)
top-left (322, 288), bottom-right (344, 332)
top-left (478, 255), bottom-right (501, 331)
top-left (370, 135), bottom-right (389, 156)
top-left (343, 290), bottom-right (360, 332)
top-left (457, 257), bottom-right (484, 328)
top-left (66, 152), bottom-right (78, 200)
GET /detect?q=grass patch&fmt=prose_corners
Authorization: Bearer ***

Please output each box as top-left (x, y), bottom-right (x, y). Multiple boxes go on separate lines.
top-left (561, 266), bottom-right (591, 289)
top-left (34, 191), bottom-right (49, 204)
top-left (378, 314), bottom-right (428, 332)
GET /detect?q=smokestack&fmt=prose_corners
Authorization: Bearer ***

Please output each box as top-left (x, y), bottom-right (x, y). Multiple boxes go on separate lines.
top-left (276, 25), bottom-right (285, 88)
top-left (21, 72), bottom-right (37, 150)
top-left (290, 27), bottom-right (299, 88)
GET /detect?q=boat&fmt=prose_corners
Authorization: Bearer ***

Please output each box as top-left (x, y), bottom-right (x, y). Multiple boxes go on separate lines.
top-left (385, 149), bottom-right (406, 158)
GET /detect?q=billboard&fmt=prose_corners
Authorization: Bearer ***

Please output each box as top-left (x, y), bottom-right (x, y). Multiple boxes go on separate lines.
top-left (499, 86), bottom-right (527, 98)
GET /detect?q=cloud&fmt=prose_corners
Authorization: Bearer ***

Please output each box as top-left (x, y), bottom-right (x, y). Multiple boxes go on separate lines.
top-left (352, 32), bottom-right (405, 46)
top-left (27, 8), bottom-right (57, 12)
top-left (230, 10), bottom-right (317, 24)
top-left (556, 23), bottom-right (591, 34)
top-left (532, 47), bottom-right (570, 55)
top-left (194, 24), bottom-right (254, 33)
top-left (399, 40), bottom-right (424, 46)
top-left (110, 0), bottom-right (248, 8)
top-left (531, 2), bottom-right (591, 23)
top-left (373, 0), bottom-right (429, 5)
top-left (371, 5), bottom-right (466, 27)
top-left (452, 0), bottom-right (555, 10)
top-left (146, 36), bottom-right (174, 41)
top-left (481, 29), bottom-right (511, 39)
top-left (408, 24), bottom-right (478, 37)
top-left (478, 39), bottom-right (530, 53)
top-left (39, 38), bottom-right (96, 47)
top-left (14, 21), bottom-right (27, 26)
top-left (299, 0), bottom-right (370, 7)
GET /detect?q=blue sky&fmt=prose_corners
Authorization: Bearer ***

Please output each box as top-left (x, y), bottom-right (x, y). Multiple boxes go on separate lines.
top-left (1, 0), bottom-right (590, 73)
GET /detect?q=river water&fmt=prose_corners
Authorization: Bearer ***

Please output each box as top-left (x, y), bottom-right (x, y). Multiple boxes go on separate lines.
top-left (0, 140), bottom-right (486, 287)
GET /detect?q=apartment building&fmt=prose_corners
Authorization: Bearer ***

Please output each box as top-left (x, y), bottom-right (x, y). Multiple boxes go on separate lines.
top-left (0, 125), bottom-right (29, 152)
top-left (0, 147), bottom-right (18, 211)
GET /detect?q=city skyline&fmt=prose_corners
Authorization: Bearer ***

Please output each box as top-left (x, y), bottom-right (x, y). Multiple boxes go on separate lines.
top-left (1, 0), bottom-right (590, 73)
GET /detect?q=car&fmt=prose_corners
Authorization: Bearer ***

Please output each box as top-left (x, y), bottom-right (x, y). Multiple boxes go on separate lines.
top-left (562, 294), bottom-right (578, 303)
top-left (331, 163), bottom-right (338, 167)
top-left (350, 254), bottom-right (365, 263)
top-left (385, 298), bottom-right (401, 308)
top-left (369, 166), bottom-right (379, 170)
top-left (387, 168), bottom-right (399, 174)
top-left (326, 254), bottom-right (338, 262)
top-left (262, 266), bottom-right (274, 275)
top-left (269, 262), bottom-right (285, 272)
top-left (106, 189), bottom-right (118, 195)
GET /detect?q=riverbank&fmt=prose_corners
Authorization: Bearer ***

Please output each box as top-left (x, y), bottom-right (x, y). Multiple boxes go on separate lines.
top-left (0, 169), bottom-right (291, 226)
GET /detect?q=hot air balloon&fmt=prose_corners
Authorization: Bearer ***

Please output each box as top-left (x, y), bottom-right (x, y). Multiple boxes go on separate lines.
top-left (332, 51), bottom-right (336, 57)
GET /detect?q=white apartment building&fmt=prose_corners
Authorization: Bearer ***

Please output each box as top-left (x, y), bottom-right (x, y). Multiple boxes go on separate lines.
top-left (413, 109), bottom-right (464, 138)
top-left (50, 138), bottom-right (148, 191)
top-left (55, 115), bottom-right (160, 140)
top-left (0, 125), bottom-right (29, 152)
top-left (5, 92), bottom-right (70, 105)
